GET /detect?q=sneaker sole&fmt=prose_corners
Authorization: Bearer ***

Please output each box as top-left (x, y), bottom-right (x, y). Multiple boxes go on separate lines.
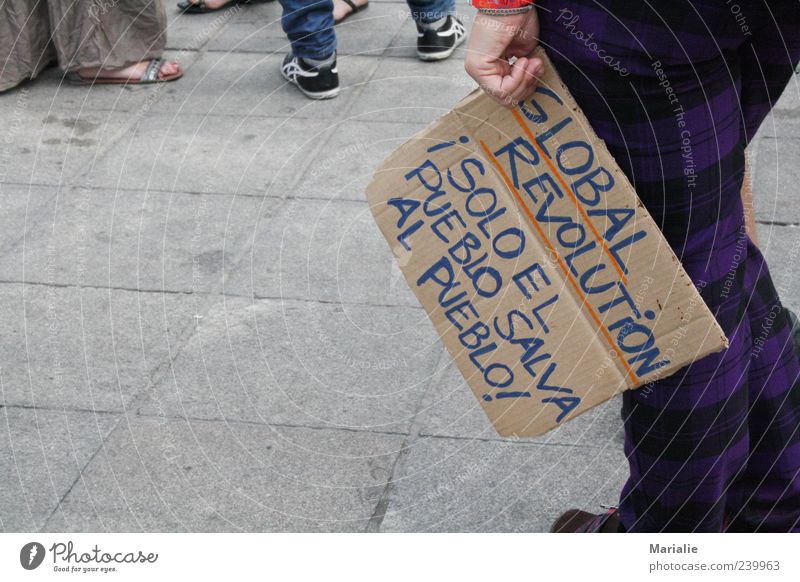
top-left (298, 86), bottom-right (341, 99)
top-left (281, 69), bottom-right (340, 100)
top-left (417, 47), bottom-right (457, 61)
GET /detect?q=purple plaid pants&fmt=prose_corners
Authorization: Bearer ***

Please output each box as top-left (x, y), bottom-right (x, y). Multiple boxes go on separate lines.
top-left (538, 0), bottom-right (800, 531)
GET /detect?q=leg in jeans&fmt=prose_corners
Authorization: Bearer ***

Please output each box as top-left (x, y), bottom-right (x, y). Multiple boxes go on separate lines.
top-left (278, 0), bottom-right (336, 59)
top-left (405, 0), bottom-right (454, 25)
top-left (538, 0), bottom-right (800, 531)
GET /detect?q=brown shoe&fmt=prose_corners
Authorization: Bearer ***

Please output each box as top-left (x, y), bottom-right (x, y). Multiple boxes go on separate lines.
top-left (551, 508), bottom-right (622, 532)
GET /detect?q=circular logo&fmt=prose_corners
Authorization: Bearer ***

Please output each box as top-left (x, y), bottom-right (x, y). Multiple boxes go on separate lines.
top-left (20, 542), bottom-right (46, 570)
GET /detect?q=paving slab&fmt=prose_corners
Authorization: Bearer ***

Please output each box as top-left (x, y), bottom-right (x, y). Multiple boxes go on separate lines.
top-left (146, 51), bottom-right (379, 120)
top-left (349, 53), bottom-right (478, 124)
top-left (0, 184), bottom-right (59, 258)
top-left (755, 223), bottom-right (800, 313)
top-left (379, 435), bottom-right (628, 532)
top-left (206, 1), bottom-right (409, 57)
top-left (43, 416), bottom-right (404, 532)
top-left (165, 3), bottom-right (239, 51)
top-left (413, 362), bottom-right (626, 447)
top-left (137, 296), bottom-right (441, 433)
top-left (773, 75), bottom-right (800, 116)
top-left (0, 407), bottom-right (118, 532)
top-left (754, 114), bottom-right (800, 140)
top-left (0, 69), bottom-right (155, 117)
top-left (0, 284), bottom-right (200, 411)
top-left (164, 0), bottom-right (417, 55)
top-left (291, 119), bottom-right (427, 202)
top-left (81, 112), bottom-right (327, 196)
top-left (386, 8), bottom-right (475, 59)
top-left (0, 108), bottom-right (129, 187)
top-left (225, 197), bottom-right (419, 305)
top-left (751, 136), bottom-right (800, 224)
top-left (0, 186), bottom-right (263, 294)
top-left (3, 0), bottom-right (795, 536)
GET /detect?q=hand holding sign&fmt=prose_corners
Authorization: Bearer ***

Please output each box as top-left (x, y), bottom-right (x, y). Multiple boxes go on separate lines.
top-left (465, 10), bottom-right (543, 108)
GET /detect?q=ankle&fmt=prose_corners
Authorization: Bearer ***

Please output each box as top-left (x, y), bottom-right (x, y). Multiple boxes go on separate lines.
top-left (417, 16), bottom-right (448, 30)
top-left (301, 53), bottom-right (336, 68)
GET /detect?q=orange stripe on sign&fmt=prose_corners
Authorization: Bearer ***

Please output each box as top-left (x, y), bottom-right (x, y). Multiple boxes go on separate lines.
top-left (510, 108), bottom-right (628, 286)
top-left (479, 140), bottom-right (637, 384)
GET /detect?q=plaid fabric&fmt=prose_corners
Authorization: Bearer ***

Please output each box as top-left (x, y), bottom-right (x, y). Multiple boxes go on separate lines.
top-left (537, 0), bottom-right (800, 531)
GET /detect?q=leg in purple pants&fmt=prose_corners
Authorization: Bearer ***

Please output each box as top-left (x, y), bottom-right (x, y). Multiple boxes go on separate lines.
top-left (537, 0), bottom-right (800, 531)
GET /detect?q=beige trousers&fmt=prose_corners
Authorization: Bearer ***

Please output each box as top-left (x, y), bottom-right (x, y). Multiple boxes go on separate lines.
top-left (0, 0), bottom-right (166, 92)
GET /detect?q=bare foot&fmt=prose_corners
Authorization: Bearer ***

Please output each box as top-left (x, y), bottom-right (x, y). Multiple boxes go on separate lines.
top-left (76, 59), bottom-right (182, 82)
top-left (333, 0), bottom-right (368, 22)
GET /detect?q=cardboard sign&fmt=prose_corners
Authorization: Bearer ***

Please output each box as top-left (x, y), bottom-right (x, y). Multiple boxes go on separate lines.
top-left (366, 49), bottom-right (728, 437)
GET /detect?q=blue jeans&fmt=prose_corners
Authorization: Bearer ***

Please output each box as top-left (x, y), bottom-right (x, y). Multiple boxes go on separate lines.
top-left (406, 0), bottom-right (454, 24)
top-left (278, 0), bottom-right (455, 60)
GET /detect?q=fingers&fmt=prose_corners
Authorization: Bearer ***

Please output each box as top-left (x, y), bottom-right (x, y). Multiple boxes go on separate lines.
top-left (464, 52), bottom-right (509, 106)
top-left (463, 8), bottom-right (543, 108)
top-left (476, 57), bottom-right (544, 109)
top-left (506, 57), bottom-right (543, 105)
top-left (474, 69), bottom-right (518, 108)
top-left (502, 56), bottom-right (530, 105)
top-left (463, 15), bottom-right (545, 109)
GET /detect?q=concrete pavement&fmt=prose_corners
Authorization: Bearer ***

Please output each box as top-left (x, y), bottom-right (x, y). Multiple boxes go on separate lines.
top-left (1, 0), bottom-right (799, 532)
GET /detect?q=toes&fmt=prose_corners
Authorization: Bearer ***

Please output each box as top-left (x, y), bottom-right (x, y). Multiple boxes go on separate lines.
top-left (159, 61), bottom-right (181, 79)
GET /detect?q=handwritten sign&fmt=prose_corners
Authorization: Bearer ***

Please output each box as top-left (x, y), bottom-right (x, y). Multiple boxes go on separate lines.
top-left (366, 49), bottom-right (727, 437)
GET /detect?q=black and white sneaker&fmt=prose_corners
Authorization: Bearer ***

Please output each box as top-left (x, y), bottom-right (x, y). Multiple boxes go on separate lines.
top-left (416, 16), bottom-right (466, 62)
top-left (281, 53), bottom-right (340, 100)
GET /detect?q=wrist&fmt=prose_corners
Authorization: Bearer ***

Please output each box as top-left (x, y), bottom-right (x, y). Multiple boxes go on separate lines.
top-left (470, 0), bottom-right (535, 15)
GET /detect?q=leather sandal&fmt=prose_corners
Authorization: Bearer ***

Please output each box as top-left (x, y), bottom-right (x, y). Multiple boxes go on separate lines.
top-left (66, 58), bottom-right (183, 86)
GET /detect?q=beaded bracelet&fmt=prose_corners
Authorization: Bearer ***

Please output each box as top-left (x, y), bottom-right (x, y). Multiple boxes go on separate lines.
top-left (476, 6), bottom-right (533, 15)
top-left (470, 0), bottom-right (535, 15)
